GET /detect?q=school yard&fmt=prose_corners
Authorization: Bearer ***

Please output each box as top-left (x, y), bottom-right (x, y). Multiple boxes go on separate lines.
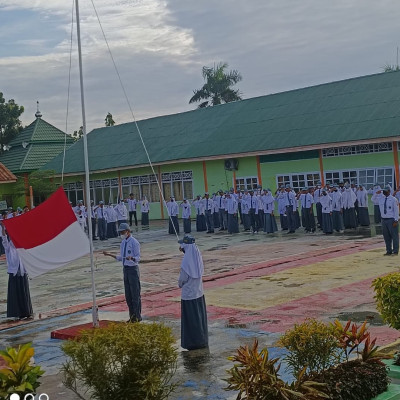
top-left (0, 222), bottom-right (399, 399)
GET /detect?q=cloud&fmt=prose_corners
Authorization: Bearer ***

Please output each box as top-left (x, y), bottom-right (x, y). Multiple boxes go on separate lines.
top-left (1, 0), bottom-right (400, 138)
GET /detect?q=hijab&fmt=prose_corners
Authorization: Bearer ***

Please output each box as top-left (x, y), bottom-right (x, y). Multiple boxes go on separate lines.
top-left (180, 242), bottom-right (204, 278)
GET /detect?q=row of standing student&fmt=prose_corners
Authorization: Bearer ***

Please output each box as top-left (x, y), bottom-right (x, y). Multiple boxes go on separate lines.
top-left (171, 182), bottom-right (390, 236)
top-left (72, 194), bottom-right (150, 240)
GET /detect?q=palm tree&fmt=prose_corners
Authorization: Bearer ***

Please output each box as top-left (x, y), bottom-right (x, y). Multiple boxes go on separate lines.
top-left (189, 62), bottom-right (243, 108)
top-left (383, 64), bottom-right (400, 72)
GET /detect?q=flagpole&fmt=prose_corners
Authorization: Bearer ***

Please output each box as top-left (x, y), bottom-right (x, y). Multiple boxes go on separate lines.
top-left (75, 0), bottom-right (99, 328)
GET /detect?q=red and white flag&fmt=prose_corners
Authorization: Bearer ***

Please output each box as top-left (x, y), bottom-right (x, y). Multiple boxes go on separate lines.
top-left (3, 187), bottom-right (90, 278)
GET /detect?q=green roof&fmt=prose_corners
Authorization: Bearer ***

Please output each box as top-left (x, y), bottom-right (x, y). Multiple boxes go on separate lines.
top-left (44, 70), bottom-right (400, 175)
top-left (0, 118), bottom-right (74, 173)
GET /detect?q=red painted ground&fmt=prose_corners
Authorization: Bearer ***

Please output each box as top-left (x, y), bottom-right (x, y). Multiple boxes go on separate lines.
top-left (100, 239), bottom-right (399, 345)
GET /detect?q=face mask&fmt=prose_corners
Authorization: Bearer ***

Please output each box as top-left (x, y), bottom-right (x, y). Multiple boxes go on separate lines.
top-left (120, 232), bottom-right (128, 240)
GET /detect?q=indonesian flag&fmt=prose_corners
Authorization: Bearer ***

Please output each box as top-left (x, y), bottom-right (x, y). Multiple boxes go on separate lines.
top-left (3, 187), bottom-right (90, 278)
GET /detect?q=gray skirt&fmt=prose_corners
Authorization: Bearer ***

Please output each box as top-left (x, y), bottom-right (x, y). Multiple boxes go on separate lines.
top-left (343, 208), bottom-right (357, 229)
top-left (181, 295), bottom-right (208, 350)
top-left (227, 213), bottom-right (239, 233)
top-left (322, 213), bottom-right (333, 233)
top-left (264, 213), bottom-right (278, 233)
top-left (7, 271), bottom-right (33, 319)
top-left (183, 218), bottom-right (192, 233)
top-left (141, 212), bottom-right (149, 226)
top-left (358, 207), bottom-right (370, 226)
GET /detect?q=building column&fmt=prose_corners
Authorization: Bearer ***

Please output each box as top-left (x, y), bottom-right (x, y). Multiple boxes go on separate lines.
top-left (393, 141), bottom-right (400, 188)
top-left (118, 171), bottom-right (122, 200)
top-left (202, 161), bottom-right (208, 193)
top-left (318, 149), bottom-right (325, 186)
top-left (158, 166), bottom-right (164, 219)
top-left (256, 156), bottom-right (262, 187)
top-left (233, 170), bottom-right (237, 192)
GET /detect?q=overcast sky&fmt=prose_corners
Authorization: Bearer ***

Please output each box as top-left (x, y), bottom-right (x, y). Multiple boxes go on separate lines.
top-left (1, 0), bottom-right (400, 134)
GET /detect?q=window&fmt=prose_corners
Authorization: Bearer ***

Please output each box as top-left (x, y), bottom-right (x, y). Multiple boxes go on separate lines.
top-left (324, 167), bottom-right (394, 188)
top-left (322, 142), bottom-right (392, 157)
top-left (235, 176), bottom-right (258, 191)
top-left (161, 170), bottom-right (193, 201)
top-left (276, 172), bottom-right (321, 192)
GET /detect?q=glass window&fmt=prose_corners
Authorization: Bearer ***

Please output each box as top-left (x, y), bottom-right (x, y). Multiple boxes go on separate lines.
top-left (150, 183), bottom-right (159, 202)
top-left (141, 184), bottom-right (150, 201)
top-left (183, 181), bottom-right (193, 199)
top-left (173, 181), bottom-right (183, 200)
top-left (236, 176), bottom-right (258, 191)
top-left (163, 182), bottom-right (172, 200)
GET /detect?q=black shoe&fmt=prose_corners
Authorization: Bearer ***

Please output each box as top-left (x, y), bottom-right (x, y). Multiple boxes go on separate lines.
top-left (394, 253), bottom-right (399, 255)
top-left (384, 252), bottom-right (392, 256)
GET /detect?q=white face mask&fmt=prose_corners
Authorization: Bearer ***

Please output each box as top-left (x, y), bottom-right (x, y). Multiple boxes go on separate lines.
top-left (120, 232), bottom-right (128, 240)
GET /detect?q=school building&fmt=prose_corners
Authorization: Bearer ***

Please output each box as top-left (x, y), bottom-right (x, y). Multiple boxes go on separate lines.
top-left (37, 70), bottom-right (400, 219)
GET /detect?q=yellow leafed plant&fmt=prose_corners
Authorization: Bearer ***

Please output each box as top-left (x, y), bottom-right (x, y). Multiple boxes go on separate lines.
top-left (0, 342), bottom-right (44, 400)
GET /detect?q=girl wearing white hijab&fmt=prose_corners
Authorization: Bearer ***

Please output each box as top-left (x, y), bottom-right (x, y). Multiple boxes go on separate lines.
top-left (1, 223), bottom-right (33, 320)
top-left (178, 235), bottom-right (208, 350)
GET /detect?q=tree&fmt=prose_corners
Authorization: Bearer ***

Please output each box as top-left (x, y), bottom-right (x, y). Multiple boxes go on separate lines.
top-left (72, 126), bottom-right (83, 141)
top-left (189, 62), bottom-right (243, 108)
top-left (383, 64), bottom-right (400, 72)
top-left (0, 92), bottom-right (24, 152)
top-left (105, 112), bottom-right (115, 126)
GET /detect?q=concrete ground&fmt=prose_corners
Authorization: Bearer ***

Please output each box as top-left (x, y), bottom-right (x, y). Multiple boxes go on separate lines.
top-left (0, 220), bottom-right (399, 399)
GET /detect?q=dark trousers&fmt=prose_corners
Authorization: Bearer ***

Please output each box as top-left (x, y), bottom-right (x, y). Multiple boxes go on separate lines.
top-left (129, 211), bottom-right (138, 226)
top-left (123, 266), bottom-right (142, 322)
top-left (382, 218), bottom-right (399, 254)
top-left (91, 218), bottom-right (97, 239)
top-left (316, 203), bottom-right (322, 227)
top-left (205, 210), bottom-right (214, 232)
top-left (97, 218), bottom-right (107, 240)
top-left (249, 208), bottom-right (259, 232)
top-left (286, 205), bottom-right (296, 232)
top-left (219, 209), bottom-right (226, 229)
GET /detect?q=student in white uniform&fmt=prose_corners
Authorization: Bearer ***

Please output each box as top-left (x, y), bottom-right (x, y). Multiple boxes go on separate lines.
top-left (127, 193), bottom-right (138, 227)
top-left (356, 185), bottom-right (370, 226)
top-left (331, 185), bottom-right (344, 232)
top-left (178, 235), bottom-right (208, 350)
top-left (180, 198), bottom-right (192, 234)
top-left (103, 223), bottom-right (142, 322)
top-left (193, 195), bottom-right (207, 232)
top-left (140, 197), bottom-right (150, 229)
top-left (114, 200), bottom-right (128, 228)
top-left (342, 184), bottom-right (358, 229)
top-left (106, 202), bottom-right (118, 238)
top-left (373, 187), bottom-right (399, 255)
top-left (166, 197), bottom-right (180, 234)
top-left (320, 189), bottom-right (333, 234)
top-left (95, 201), bottom-right (108, 240)
top-left (226, 192), bottom-right (239, 233)
top-left (262, 189), bottom-right (278, 233)
top-left (202, 193), bottom-right (214, 233)
top-left (2, 222), bottom-right (33, 320)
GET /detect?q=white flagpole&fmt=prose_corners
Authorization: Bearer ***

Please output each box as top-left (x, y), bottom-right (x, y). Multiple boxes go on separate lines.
top-left (75, 0), bottom-right (99, 328)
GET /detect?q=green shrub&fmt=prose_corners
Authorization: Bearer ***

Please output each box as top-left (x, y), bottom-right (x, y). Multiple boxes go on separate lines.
top-left (278, 319), bottom-right (341, 376)
top-left (0, 342), bottom-right (44, 400)
top-left (311, 359), bottom-right (389, 400)
top-left (372, 273), bottom-right (400, 329)
top-left (225, 339), bottom-right (329, 400)
top-left (62, 322), bottom-right (178, 400)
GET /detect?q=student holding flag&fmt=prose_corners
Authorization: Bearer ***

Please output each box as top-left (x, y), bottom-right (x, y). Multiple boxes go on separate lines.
top-left (1, 221), bottom-right (33, 320)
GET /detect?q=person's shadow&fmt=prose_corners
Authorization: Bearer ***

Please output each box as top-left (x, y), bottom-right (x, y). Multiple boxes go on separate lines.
top-left (181, 347), bottom-right (211, 374)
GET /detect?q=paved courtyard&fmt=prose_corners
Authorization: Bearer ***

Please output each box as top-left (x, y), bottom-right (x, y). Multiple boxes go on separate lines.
top-left (0, 221), bottom-right (399, 399)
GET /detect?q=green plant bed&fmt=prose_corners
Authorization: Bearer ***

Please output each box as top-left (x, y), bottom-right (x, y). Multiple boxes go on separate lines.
top-left (383, 359), bottom-right (400, 380)
top-left (311, 359), bottom-right (389, 400)
top-left (373, 384), bottom-right (400, 400)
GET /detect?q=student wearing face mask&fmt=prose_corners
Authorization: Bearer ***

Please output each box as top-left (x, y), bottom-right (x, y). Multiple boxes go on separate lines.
top-left (320, 189), bottom-right (333, 234)
top-left (103, 223), bottom-right (142, 322)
